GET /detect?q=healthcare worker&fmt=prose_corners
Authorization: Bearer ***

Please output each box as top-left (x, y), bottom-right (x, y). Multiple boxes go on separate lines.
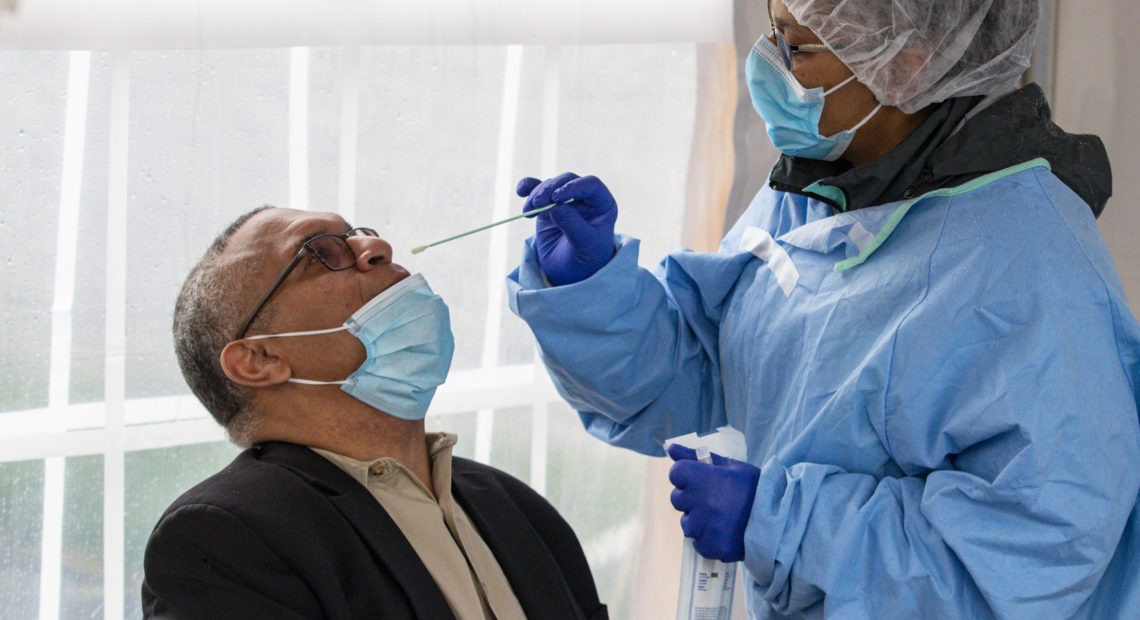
top-left (506, 0), bottom-right (1140, 618)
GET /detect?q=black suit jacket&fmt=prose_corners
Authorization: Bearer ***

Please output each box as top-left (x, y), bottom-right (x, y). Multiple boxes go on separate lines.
top-left (141, 442), bottom-right (607, 619)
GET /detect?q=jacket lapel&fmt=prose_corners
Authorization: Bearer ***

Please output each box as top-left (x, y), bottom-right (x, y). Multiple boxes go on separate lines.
top-left (255, 442), bottom-right (455, 619)
top-left (452, 466), bottom-right (585, 619)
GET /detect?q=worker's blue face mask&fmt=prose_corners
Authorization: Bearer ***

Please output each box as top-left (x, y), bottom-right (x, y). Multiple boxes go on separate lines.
top-left (745, 36), bottom-right (881, 161)
top-left (247, 273), bottom-right (454, 420)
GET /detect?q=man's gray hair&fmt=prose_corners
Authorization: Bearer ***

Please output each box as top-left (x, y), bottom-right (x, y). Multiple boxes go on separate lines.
top-left (173, 206), bottom-right (272, 445)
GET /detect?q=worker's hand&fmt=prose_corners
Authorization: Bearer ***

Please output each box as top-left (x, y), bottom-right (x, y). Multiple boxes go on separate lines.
top-left (516, 173), bottom-right (618, 287)
top-left (667, 443), bottom-right (761, 562)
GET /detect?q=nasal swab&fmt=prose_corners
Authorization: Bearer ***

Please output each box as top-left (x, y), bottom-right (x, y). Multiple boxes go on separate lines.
top-left (410, 200), bottom-right (571, 254)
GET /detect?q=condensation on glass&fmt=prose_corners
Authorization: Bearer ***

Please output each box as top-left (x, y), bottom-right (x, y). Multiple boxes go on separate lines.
top-left (0, 41), bottom-right (696, 620)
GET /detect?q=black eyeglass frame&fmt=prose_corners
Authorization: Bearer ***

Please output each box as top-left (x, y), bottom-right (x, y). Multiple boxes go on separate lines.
top-left (766, 1), bottom-right (830, 71)
top-left (769, 27), bottom-right (830, 71)
top-left (232, 227), bottom-right (379, 340)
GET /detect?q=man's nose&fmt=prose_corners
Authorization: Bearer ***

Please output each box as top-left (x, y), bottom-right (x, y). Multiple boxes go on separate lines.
top-left (350, 235), bottom-right (393, 269)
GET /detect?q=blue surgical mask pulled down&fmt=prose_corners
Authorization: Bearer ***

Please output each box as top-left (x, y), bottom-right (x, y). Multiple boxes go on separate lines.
top-left (247, 273), bottom-right (454, 420)
top-left (746, 36), bottom-right (882, 161)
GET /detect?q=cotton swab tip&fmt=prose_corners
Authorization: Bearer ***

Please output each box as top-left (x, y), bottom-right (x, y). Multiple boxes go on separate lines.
top-left (411, 245), bottom-right (428, 255)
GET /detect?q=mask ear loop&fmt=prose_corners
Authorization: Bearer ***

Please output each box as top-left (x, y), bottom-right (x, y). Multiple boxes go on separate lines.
top-left (289, 377), bottom-right (348, 386)
top-left (847, 103), bottom-right (883, 133)
top-left (243, 325), bottom-right (354, 385)
top-left (244, 325), bottom-right (348, 340)
top-left (822, 73), bottom-right (858, 97)
top-left (821, 71), bottom-right (884, 135)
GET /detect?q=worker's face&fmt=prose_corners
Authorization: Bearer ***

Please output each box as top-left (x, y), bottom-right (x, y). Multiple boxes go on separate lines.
top-left (767, 0), bottom-right (880, 138)
top-left (227, 208), bottom-right (410, 380)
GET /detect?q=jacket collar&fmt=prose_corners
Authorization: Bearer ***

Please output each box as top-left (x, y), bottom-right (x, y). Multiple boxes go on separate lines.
top-left (252, 442), bottom-right (456, 619)
top-left (768, 84), bottom-right (1111, 217)
top-left (768, 95), bottom-right (980, 212)
top-left (449, 459), bottom-right (588, 619)
top-left (253, 442), bottom-right (588, 619)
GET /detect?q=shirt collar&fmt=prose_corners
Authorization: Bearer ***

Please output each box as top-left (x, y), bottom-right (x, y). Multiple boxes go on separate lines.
top-left (310, 432), bottom-right (458, 486)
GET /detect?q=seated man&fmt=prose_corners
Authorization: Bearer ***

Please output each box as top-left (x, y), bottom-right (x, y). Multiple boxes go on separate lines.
top-left (142, 206), bottom-right (608, 620)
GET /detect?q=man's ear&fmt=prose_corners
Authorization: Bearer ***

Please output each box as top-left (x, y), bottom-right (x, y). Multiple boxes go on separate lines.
top-left (220, 339), bottom-right (292, 387)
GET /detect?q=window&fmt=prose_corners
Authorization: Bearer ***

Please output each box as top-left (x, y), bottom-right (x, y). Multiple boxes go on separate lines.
top-left (0, 2), bottom-right (734, 618)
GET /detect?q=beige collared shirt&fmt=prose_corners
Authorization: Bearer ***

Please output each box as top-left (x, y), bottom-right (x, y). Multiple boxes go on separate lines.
top-left (312, 433), bottom-right (526, 620)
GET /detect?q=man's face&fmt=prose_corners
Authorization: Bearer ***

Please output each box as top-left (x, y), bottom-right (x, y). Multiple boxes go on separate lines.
top-left (227, 208), bottom-right (410, 380)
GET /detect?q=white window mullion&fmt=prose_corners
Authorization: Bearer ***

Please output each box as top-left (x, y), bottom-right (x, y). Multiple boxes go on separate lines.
top-left (40, 49), bottom-right (91, 620)
top-left (337, 45), bottom-right (360, 222)
top-left (526, 45), bottom-right (562, 494)
top-left (289, 47), bottom-right (310, 211)
top-left (102, 50), bottom-right (130, 620)
top-left (539, 46), bottom-right (561, 182)
top-left (49, 51), bottom-right (89, 412)
top-left (474, 45), bottom-right (523, 465)
top-left (529, 400), bottom-right (548, 495)
top-left (38, 458), bottom-right (65, 620)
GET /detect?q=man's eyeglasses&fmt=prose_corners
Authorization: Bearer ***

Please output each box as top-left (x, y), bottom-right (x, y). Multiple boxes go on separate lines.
top-left (769, 26), bottom-right (830, 71)
top-left (233, 227), bottom-right (379, 340)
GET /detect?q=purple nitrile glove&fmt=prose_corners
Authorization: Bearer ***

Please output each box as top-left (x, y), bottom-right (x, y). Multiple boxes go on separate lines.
top-left (515, 172), bottom-right (618, 287)
top-left (667, 443), bottom-right (761, 562)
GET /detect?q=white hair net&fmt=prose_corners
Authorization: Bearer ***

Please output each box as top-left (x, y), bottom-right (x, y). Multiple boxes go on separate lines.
top-left (783, 0), bottom-right (1040, 113)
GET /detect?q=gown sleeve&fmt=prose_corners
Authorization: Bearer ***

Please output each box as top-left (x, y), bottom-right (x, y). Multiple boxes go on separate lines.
top-left (507, 234), bottom-right (753, 455)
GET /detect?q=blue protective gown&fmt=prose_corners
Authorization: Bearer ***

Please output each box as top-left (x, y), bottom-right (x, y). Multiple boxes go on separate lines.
top-left (507, 159), bottom-right (1140, 618)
